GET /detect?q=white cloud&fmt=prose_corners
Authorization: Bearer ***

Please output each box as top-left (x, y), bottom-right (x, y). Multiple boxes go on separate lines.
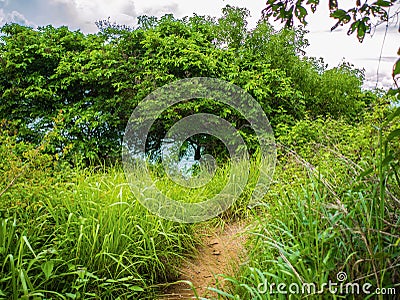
top-left (0, 8), bottom-right (35, 27)
top-left (45, 0), bottom-right (137, 31)
top-left (139, 3), bottom-right (180, 18)
top-left (0, 0), bottom-right (138, 32)
top-left (70, 0), bottom-right (137, 31)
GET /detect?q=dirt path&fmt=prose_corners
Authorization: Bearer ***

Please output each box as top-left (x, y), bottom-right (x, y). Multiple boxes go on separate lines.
top-left (160, 221), bottom-right (248, 300)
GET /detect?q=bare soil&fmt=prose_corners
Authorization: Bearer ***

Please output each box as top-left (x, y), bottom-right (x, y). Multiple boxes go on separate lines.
top-left (160, 221), bottom-right (248, 300)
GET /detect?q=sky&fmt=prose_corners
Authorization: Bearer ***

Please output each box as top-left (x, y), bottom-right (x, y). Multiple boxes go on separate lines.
top-left (0, 0), bottom-right (398, 89)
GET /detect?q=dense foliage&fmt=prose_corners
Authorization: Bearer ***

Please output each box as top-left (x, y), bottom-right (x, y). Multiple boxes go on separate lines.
top-left (0, 6), bottom-right (374, 164)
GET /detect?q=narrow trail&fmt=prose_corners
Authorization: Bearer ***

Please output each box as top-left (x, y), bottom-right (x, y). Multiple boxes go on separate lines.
top-left (160, 222), bottom-right (248, 300)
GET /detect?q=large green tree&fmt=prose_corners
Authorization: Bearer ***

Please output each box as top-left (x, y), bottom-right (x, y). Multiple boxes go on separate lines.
top-left (0, 6), bottom-right (376, 164)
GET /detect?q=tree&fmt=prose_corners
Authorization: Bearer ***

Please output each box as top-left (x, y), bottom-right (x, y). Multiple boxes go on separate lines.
top-left (0, 6), bottom-right (376, 165)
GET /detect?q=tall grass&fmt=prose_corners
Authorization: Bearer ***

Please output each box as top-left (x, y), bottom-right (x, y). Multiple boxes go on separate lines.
top-left (0, 147), bottom-right (200, 299)
top-left (212, 112), bottom-right (400, 299)
top-left (0, 132), bottom-right (261, 299)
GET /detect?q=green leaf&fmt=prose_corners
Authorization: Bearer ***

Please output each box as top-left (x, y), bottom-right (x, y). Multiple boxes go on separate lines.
top-left (373, 0), bottom-right (392, 7)
top-left (295, 5), bottom-right (308, 23)
top-left (129, 286), bottom-right (144, 292)
top-left (386, 128), bottom-right (400, 143)
top-left (66, 293), bottom-right (77, 299)
top-left (383, 107), bottom-right (400, 126)
top-left (381, 152), bottom-right (395, 168)
top-left (330, 9), bottom-right (347, 19)
top-left (41, 261), bottom-right (54, 279)
top-left (387, 88), bottom-right (400, 100)
top-left (359, 167), bottom-right (374, 178)
top-left (22, 236), bottom-right (36, 258)
top-left (356, 21), bottom-right (367, 42)
top-left (347, 20), bottom-right (359, 35)
top-left (392, 58), bottom-right (400, 78)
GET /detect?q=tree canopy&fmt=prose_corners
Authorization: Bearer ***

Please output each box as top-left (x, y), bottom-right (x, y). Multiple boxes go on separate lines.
top-left (0, 6), bottom-right (377, 165)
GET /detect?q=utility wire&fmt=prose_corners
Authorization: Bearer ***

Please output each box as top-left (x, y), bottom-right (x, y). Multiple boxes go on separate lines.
top-left (375, 6), bottom-right (391, 89)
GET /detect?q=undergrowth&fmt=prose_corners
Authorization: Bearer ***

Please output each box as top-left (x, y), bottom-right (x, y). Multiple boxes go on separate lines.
top-left (0, 135), bottom-right (198, 299)
top-left (212, 107), bottom-right (400, 299)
